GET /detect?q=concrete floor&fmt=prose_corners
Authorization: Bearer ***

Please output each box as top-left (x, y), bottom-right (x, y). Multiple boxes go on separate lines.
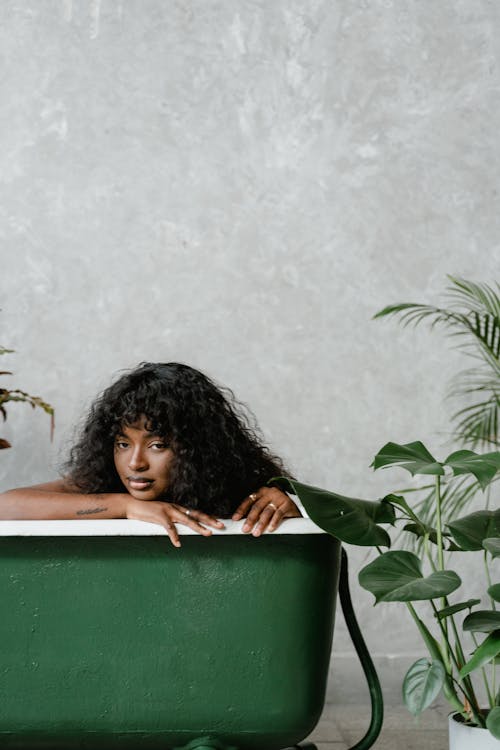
top-left (305, 654), bottom-right (451, 749)
top-left (307, 701), bottom-right (450, 750)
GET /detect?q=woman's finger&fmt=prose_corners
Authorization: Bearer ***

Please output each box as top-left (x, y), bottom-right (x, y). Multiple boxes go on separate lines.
top-left (164, 520), bottom-right (181, 548)
top-left (267, 506), bottom-right (286, 532)
top-left (251, 503), bottom-right (277, 537)
top-left (171, 504), bottom-right (221, 528)
top-left (186, 508), bottom-right (225, 529)
top-left (232, 493), bottom-right (259, 520)
top-left (242, 497), bottom-right (270, 531)
top-left (240, 487), bottom-right (288, 525)
top-left (172, 507), bottom-right (214, 537)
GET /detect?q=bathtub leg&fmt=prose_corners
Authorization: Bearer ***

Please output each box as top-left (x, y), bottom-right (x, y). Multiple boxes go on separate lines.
top-left (174, 736), bottom-right (237, 750)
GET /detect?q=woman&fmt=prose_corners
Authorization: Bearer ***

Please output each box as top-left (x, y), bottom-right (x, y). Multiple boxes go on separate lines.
top-left (0, 362), bottom-right (300, 546)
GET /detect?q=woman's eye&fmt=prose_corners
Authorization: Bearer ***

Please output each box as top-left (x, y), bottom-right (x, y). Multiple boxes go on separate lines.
top-left (151, 442), bottom-right (166, 450)
top-left (115, 441), bottom-right (129, 449)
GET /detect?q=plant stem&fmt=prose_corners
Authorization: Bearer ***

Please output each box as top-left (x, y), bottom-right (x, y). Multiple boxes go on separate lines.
top-left (430, 601), bottom-right (458, 674)
top-left (434, 474), bottom-right (450, 648)
top-left (423, 534), bottom-right (438, 573)
top-left (428, 600), bottom-right (485, 724)
top-left (435, 475), bottom-right (445, 572)
top-left (471, 631), bottom-right (494, 707)
top-left (484, 550), bottom-right (496, 611)
top-left (447, 609), bottom-right (484, 718)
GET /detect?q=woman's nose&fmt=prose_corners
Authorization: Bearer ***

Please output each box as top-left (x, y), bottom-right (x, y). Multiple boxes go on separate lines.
top-left (128, 446), bottom-right (148, 471)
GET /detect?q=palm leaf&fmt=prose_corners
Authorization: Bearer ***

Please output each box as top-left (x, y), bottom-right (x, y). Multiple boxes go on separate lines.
top-left (375, 276), bottom-right (500, 449)
top-left (452, 396), bottom-right (500, 448)
top-left (446, 277), bottom-right (500, 319)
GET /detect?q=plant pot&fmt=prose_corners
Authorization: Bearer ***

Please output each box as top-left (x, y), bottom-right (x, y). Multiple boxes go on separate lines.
top-left (449, 713), bottom-right (500, 750)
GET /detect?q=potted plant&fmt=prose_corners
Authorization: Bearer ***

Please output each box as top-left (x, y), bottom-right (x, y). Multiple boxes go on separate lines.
top-left (0, 344), bottom-right (54, 449)
top-left (271, 439), bottom-right (500, 748)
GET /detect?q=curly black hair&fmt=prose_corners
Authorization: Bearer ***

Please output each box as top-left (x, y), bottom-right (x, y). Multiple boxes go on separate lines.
top-left (65, 362), bottom-right (289, 517)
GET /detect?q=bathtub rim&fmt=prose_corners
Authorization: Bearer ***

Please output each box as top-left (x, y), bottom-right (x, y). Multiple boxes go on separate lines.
top-left (0, 517), bottom-right (327, 536)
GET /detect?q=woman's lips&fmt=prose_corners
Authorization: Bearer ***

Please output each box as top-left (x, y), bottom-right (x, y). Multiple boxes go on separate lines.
top-left (127, 477), bottom-right (154, 491)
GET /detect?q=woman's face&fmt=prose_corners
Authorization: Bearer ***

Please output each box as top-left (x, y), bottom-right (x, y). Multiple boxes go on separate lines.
top-left (113, 417), bottom-right (175, 502)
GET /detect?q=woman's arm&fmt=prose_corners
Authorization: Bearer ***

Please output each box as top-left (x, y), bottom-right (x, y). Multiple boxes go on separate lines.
top-left (0, 479), bottom-right (129, 519)
top-left (0, 480), bottom-right (223, 547)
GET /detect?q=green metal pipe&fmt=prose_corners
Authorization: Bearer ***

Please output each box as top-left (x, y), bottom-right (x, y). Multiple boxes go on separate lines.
top-left (338, 548), bottom-right (384, 750)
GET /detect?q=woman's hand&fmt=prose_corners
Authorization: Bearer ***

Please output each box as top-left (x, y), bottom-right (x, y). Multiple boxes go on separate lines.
top-left (125, 497), bottom-right (224, 548)
top-left (232, 486), bottom-right (301, 536)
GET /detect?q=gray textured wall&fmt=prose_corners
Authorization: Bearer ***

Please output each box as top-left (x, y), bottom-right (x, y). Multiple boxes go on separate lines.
top-left (1, 0), bottom-right (499, 693)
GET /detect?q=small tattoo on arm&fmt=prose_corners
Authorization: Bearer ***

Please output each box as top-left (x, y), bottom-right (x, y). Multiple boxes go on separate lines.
top-left (76, 507), bottom-right (108, 516)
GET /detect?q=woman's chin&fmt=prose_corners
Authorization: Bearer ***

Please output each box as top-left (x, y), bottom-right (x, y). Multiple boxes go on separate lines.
top-left (127, 485), bottom-right (160, 502)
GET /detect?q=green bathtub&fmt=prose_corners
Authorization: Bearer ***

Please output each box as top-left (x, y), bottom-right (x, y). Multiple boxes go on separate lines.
top-left (0, 518), bottom-right (344, 750)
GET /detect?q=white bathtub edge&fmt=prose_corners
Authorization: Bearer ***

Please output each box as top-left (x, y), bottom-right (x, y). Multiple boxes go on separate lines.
top-left (0, 517), bottom-right (327, 536)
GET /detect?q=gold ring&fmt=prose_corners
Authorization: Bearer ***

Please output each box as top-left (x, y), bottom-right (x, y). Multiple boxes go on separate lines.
top-left (268, 502), bottom-right (277, 510)
top-left (185, 509), bottom-right (191, 517)
top-left (249, 493), bottom-right (257, 503)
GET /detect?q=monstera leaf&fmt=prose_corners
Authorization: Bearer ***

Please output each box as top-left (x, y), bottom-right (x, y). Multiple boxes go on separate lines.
top-left (486, 707), bottom-right (500, 740)
top-left (484, 538), bottom-right (500, 558)
top-left (463, 611), bottom-right (500, 633)
top-left (358, 551), bottom-right (461, 603)
top-left (402, 658), bottom-right (445, 715)
top-left (434, 600), bottom-right (481, 621)
top-left (444, 450), bottom-right (500, 490)
top-left (372, 442), bottom-right (444, 476)
top-left (269, 477), bottom-right (394, 547)
top-left (448, 511), bottom-right (500, 551)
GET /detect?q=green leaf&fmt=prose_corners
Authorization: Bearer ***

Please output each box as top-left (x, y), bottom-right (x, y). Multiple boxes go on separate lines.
top-left (488, 584), bottom-right (500, 603)
top-left (358, 551), bottom-right (461, 603)
top-left (373, 302), bottom-right (423, 320)
top-left (382, 493), bottom-right (435, 530)
top-left (374, 278), bottom-right (500, 451)
top-left (484, 538), bottom-right (500, 558)
top-left (382, 493), bottom-right (415, 516)
top-left (463, 611), bottom-right (500, 633)
top-left (444, 450), bottom-right (500, 490)
top-left (403, 523), bottom-right (438, 544)
top-left (452, 396), bottom-right (500, 452)
top-left (269, 477), bottom-right (394, 547)
top-left (402, 658), bottom-right (445, 715)
top-left (372, 442), bottom-right (444, 476)
top-left (459, 630), bottom-right (500, 678)
top-left (434, 599), bottom-right (481, 620)
top-left (448, 510), bottom-right (500, 551)
top-left (486, 706), bottom-right (500, 740)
